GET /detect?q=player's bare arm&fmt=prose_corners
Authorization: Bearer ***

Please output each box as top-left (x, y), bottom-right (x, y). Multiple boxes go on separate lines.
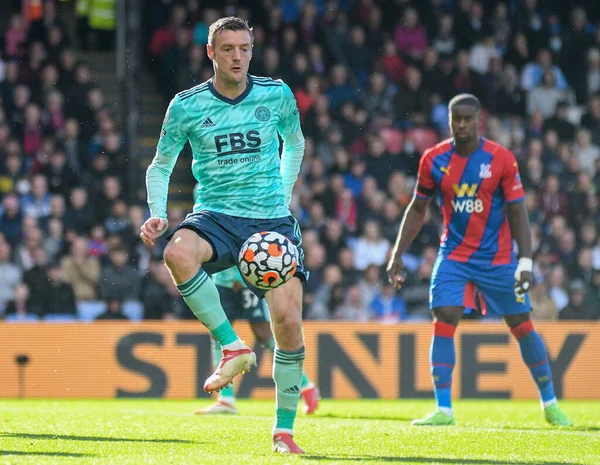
top-left (506, 200), bottom-right (533, 298)
top-left (387, 195), bottom-right (433, 288)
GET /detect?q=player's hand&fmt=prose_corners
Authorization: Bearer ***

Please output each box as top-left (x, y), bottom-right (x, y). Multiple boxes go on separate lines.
top-left (140, 217), bottom-right (169, 247)
top-left (387, 253), bottom-right (406, 289)
top-left (514, 257), bottom-right (533, 300)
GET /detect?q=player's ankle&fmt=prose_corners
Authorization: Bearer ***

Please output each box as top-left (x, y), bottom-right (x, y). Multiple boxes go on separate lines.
top-left (438, 407), bottom-right (453, 416)
top-left (219, 396), bottom-right (236, 407)
top-left (542, 398), bottom-right (557, 409)
top-left (223, 339), bottom-right (246, 351)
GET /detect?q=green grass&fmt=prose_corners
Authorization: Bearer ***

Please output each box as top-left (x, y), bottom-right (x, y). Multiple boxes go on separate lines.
top-left (0, 399), bottom-right (598, 464)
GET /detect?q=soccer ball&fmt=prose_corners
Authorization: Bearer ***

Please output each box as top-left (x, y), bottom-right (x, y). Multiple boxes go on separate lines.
top-left (238, 231), bottom-right (298, 290)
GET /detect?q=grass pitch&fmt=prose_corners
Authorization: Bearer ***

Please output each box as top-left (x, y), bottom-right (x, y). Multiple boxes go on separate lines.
top-left (0, 399), bottom-right (598, 464)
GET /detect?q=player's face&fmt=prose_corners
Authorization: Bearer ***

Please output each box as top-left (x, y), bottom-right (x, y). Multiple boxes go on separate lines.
top-left (208, 29), bottom-right (253, 85)
top-left (450, 104), bottom-right (479, 143)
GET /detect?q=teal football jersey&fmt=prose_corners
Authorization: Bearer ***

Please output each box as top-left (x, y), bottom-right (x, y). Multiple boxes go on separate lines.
top-left (212, 266), bottom-right (245, 289)
top-left (157, 75), bottom-right (302, 219)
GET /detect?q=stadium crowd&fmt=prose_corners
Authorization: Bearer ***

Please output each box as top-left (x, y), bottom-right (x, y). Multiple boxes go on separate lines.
top-left (1, 0), bottom-right (600, 323)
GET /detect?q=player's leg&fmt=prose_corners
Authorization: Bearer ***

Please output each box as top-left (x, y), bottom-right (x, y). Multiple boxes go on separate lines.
top-left (413, 258), bottom-right (471, 426)
top-left (265, 277), bottom-right (306, 454)
top-left (476, 263), bottom-right (571, 426)
top-left (196, 286), bottom-right (242, 415)
top-left (163, 227), bottom-right (255, 392)
top-left (504, 312), bottom-right (571, 426)
top-left (250, 300), bottom-right (319, 415)
top-left (194, 335), bottom-right (238, 414)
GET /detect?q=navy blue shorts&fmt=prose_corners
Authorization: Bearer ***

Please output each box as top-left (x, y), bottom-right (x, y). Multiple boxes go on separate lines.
top-left (430, 256), bottom-right (531, 316)
top-left (171, 210), bottom-right (307, 298)
top-left (216, 285), bottom-right (270, 323)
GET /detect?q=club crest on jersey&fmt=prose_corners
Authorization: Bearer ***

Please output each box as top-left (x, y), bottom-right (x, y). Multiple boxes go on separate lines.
top-left (255, 106), bottom-right (271, 122)
top-left (479, 163), bottom-right (492, 179)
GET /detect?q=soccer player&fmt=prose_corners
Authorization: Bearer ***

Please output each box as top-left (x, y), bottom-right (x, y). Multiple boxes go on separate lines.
top-left (196, 267), bottom-right (319, 416)
top-left (387, 94), bottom-right (572, 427)
top-left (140, 17), bottom-right (308, 453)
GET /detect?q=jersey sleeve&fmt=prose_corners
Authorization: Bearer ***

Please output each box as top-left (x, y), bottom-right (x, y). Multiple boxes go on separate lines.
top-left (414, 152), bottom-right (436, 199)
top-left (156, 95), bottom-right (189, 157)
top-left (501, 151), bottom-right (525, 203)
top-left (277, 83), bottom-right (302, 137)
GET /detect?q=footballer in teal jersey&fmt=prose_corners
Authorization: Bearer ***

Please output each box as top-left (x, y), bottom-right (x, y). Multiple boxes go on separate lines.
top-left (197, 267), bottom-right (319, 416)
top-left (140, 17), bottom-right (308, 454)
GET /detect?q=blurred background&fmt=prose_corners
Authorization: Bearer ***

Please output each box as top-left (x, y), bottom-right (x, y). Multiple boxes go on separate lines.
top-left (0, 0), bottom-right (599, 325)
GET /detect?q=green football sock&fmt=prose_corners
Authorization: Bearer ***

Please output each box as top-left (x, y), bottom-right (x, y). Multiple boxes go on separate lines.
top-left (300, 372), bottom-right (311, 390)
top-left (264, 338), bottom-right (312, 391)
top-left (177, 269), bottom-right (239, 346)
top-left (211, 337), bottom-right (234, 401)
top-left (273, 347), bottom-right (305, 434)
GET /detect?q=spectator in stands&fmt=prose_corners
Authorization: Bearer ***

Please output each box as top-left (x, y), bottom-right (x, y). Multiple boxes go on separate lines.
top-left (21, 173), bottom-right (51, 219)
top-left (0, 238), bottom-right (21, 313)
top-left (527, 71), bottom-right (566, 119)
top-left (99, 245), bottom-right (139, 302)
top-left (0, 193), bottom-right (23, 246)
top-left (43, 149), bottom-right (78, 196)
top-left (4, 283), bottom-right (38, 319)
top-left (573, 128), bottom-right (600, 176)
top-left (334, 284), bottom-right (371, 321)
top-left (529, 274), bottom-right (559, 320)
top-left (61, 235), bottom-right (100, 301)
top-left (543, 102), bottom-right (576, 142)
top-left (521, 48), bottom-right (568, 92)
top-left (309, 264), bottom-right (343, 320)
top-left (402, 258), bottom-right (433, 319)
top-left (23, 247), bottom-right (49, 306)
top-left (559, 279), bottom-right (598, 320)
top-left (370, 282), bottom-right (407, 323)
top-left (15, 225), bottom-right (43, 272)
top-left (41, 261), bottom-right (77, 317)
top-left (140, 256), bottom-right (173, 320)
top-left (394, 6), bottom-right (427, 62)
top-left (352, 220), bottom-right (390, 271)
top-left (44, 217), bottom-right (64, 261)
top-left (96, 298), bottom-right (129, 320)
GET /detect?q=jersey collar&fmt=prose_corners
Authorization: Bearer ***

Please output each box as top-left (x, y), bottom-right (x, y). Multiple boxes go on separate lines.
top-left (451, 137), bottom-right (485, 158)
top-left (208, 75), bottom-right (254, 105)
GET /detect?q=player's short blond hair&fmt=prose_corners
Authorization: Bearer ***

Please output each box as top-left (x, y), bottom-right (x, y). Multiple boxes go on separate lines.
top-left (208, 16), bottom-right (254, 48)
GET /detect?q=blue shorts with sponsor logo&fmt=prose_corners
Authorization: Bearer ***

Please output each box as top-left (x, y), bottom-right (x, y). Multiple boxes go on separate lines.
top-left (171, 210), bottom-right (307, 298)
top-left (430, 256), bottom-right (531, 316)
top-left (216, 285), bottom-right (270, 323)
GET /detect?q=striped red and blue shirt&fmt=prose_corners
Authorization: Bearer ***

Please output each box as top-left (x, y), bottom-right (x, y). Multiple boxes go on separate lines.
top-left (415, 138), bottom-right (525, 265)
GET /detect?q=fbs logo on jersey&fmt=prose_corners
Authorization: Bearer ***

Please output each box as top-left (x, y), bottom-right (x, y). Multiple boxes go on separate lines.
top-left (479, 163), bottom-right (492, 179)
top-left (201, 117), bottom-right (215, 128)
top-left (214, 130), bottom-right (262, 156)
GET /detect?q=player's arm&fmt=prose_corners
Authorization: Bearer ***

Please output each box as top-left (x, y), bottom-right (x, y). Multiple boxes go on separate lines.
top-left (141, 96), bottom-right (189, 246)
top-left (387, 153), bottom-right (436, 288)
top-left (503, 154), bottom-right (532, 298)
top-left (277, 83), bottom-right (305, 205)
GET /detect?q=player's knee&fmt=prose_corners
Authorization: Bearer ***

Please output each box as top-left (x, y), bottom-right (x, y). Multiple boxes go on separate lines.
top-left (163, 241), bottom-right (196, 273)
top-left (272, 310), bottom-right (302, 335)
top-left (504, 312), bottom-right (530, 329)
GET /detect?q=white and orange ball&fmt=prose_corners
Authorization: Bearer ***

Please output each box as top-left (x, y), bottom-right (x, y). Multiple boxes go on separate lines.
top-left (238, 231), bottom-right (298, 290)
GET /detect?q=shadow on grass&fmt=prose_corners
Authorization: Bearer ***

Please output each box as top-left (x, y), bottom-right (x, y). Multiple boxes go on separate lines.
top-left (315, 413), bottom-right (414, 422)
top-left (302, 455), bottom-right (583, 465)
top-left (0, 432), bottom-right (199, 444)
top-left (1, 451), bottom-right (96, 458)
top-left (467, 425), bottom-right (600, 433)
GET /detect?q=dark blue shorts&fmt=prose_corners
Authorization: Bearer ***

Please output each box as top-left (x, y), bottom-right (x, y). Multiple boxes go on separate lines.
top-left (171, 210), bottom-right (307, 298)
top-left (430, 256), bottom-right (531, 316)
top-left (216, 285), bottom-right (270, 323)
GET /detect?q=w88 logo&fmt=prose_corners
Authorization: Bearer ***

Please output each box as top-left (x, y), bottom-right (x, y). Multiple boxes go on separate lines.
top-left (451, 198), bottom-right (484, 213)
